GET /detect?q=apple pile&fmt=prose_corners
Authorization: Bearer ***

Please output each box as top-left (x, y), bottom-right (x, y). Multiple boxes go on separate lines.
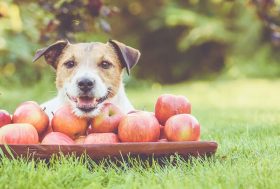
top-left (0, 94), bottom-right (200, 145)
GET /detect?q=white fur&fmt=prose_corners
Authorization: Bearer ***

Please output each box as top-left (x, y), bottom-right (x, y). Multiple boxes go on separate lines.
top-left (67, 64), bottom-right (108, 99)
top-left (41, 81), bottom-right (134, 119)
top-left (60, 65), bottom-right (110, 117)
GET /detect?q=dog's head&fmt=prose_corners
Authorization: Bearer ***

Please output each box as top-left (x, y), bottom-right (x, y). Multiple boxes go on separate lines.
top-left (33, 40), bottom-right (140, 117)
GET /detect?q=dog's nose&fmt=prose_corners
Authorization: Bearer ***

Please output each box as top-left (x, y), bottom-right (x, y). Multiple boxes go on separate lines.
top-left (77, 78), bottom-right (95, 93)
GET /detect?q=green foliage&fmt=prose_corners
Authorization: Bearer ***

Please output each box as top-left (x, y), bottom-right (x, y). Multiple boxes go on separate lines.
top-left (0, 1), bottom-right (48, 86)
top-left (0, 0), bottom-right (112, 86)
top-left (0, 0), bottom-right (280, 85)
top-left (163, 6), bottom-right (233, 51)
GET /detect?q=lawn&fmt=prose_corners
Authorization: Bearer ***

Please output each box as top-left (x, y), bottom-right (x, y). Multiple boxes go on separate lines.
top-left (0, 78), bottom-right (279, 189)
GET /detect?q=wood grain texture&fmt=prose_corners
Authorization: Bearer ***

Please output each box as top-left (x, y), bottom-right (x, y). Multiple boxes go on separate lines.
top-left (0, 141), bottom-right (218, 160)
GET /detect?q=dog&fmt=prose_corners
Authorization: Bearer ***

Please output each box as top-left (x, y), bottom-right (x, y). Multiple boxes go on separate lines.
top-left (33, 39), bottom-right (140, 118)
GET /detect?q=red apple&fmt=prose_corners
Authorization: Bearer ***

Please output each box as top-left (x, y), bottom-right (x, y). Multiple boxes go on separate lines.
top-left (164, 114), bottom-right (200, 141)
top-left (0, 123), bottom-right (39, 144)
top-left (84, 133), bottom-right (119, 144)
top-left (41, 132), bottom-right (75, 145)
top-left (89, 103), bottom-right (124, 133)
top-left (75, 136), bottom-right (86, 144)
top-left (155, 94), bottom-right (191, 125)
top-left (52, 104), bottom-right (88, 139)
top-left (12, 101), bottom-right (49, 134)
top-left (0, 109), bottom-right (12, 127)
top-left (118, 111), bottom-right (160, 142)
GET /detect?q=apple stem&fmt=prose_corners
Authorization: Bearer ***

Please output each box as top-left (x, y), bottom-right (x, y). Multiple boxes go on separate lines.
top-left (51, 111), bottom-right (54, 116)
top-left (42, 107), bottom-right (46, 111)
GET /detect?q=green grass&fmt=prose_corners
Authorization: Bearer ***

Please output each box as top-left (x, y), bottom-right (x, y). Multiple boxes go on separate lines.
top-left (0, 78), bottom-right (280, 189)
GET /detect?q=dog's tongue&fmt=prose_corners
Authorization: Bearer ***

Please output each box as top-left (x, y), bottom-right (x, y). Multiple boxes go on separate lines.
top-left (77, 97), bottom-right (97, 108)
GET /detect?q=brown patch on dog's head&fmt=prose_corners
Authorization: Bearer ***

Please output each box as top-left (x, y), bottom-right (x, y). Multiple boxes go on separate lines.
top-left (109, 40), bottom-right (141, 75)
top-left (54, 42), bottom-right (123, 97)
top-left (33, 40), bottom-right (69, 68)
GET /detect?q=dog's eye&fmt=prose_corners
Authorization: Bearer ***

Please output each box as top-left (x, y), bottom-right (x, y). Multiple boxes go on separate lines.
top-left (99, 61), bottom-right (112, 69)
top-left (64, 61), bottom-right (75, 69)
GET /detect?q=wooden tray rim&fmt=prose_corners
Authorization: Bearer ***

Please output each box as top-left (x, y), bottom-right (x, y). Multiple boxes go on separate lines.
top-left (0, 141), bottom-right (218, 160)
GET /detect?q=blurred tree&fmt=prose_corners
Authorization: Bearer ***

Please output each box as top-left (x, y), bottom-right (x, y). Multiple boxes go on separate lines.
top-left (252, 0), bottom-right (280, 46)
top-left (111, 0), bottom-right (280, 82)
top-left (0, 1), bottom-right (41, 86)
top-left (0, 0), bottom-right (115, 86)
top-left (134, 1), bottom-right (232, 82)
top-left (0, 0), bottom-right (280, 86)
top-left (36, 0), bottom-right (119, 41)
top-left (105, 0), bottom-right (237, 82)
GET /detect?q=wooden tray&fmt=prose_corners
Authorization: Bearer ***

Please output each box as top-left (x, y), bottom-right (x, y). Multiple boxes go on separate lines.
top-left (0, 141), bottom-right (218, 161)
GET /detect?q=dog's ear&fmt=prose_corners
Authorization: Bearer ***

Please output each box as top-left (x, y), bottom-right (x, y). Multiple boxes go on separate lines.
top-left (32, 40), bottom-right (69, 68)
top-left (108, 40), bottom-right (141, 75)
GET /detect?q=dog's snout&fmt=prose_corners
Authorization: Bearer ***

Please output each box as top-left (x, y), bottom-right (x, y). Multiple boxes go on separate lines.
top-left (77, 77), bottom-right (95, 92)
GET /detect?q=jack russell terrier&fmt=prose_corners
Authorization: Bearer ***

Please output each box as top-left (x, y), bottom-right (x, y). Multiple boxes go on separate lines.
top-left (33, 40), bottom-right (140, 118)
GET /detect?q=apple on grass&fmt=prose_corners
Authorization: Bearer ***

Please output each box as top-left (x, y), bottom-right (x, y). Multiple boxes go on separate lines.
top-left (164, 114), bottom-right (200, 141)
top-left (84, 133), bottom-right (119, 144)
top-left (0, 110), bottom-right (12, 127)
top-left (89, 103), bottom-right (124, 133)
top-left (0, 123), bottom-right (39, 144)
top-left (12, 101), bottom-right (49, 135)
top-left (118, 111), bottom-right (160, 142)
top-left (41, 132), bottom-right (75, 145)
top-left (52, 104), bottom-right (89, 139)
top-left (155, 94), bottom-right (191, 125)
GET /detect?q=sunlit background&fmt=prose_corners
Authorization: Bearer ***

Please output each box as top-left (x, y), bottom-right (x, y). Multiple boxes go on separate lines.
top-left (0, 0), bottom-right (280, 110)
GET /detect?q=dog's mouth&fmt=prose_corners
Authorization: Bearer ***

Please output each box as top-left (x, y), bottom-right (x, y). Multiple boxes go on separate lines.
top-left (66, 93), bottom-right (109, 113)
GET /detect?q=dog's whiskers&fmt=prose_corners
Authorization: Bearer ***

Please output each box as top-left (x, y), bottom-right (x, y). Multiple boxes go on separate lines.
top-left (96, 88), bottom-right (112, 103)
